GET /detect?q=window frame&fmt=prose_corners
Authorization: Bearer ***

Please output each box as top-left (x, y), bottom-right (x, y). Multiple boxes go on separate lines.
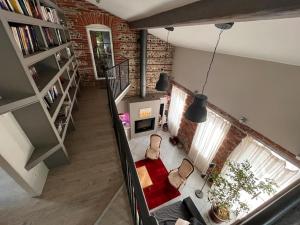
top-left (86, 24), bottom-right (115, 80)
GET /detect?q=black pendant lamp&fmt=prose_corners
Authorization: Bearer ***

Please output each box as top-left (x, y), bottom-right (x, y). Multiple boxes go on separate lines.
top-left (155, 72), bottom-right (169, 91)
top-left (155, 27), bottom-right (174, 91)
top-left (185, 22), bottom-right (234, 123)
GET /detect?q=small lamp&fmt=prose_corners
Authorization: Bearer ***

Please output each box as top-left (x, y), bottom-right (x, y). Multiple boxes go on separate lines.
top-left (185, 23), bottom-right (234, 123)
top-left (155, 27), bottom-right (174, 92)
top-left (155, 73), bottom-right (169, 91)
top-left (184, 94), bottom-right (208, 123)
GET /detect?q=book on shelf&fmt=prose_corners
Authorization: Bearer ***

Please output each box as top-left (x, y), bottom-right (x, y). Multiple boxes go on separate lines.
top-left (71, 61), bottom-right (76, 70)
top-left (0, 0), bottom-right (40, 18)
top-left (55, 29), bottom-right (63, 45)
top-left (10, 24), bottom-right (41, 56)
top-left (55, 101), bottom-right (71, 134)
top-left (59, 101), bottom-right (71, 117)
top-left (66, 47), bottom-right (72, 58)
top-left (56, 52), bottom-right (61, 61)
top-left (56, 52), bottom-right (68, 66)
top-left (43, 27), bottom-right (55, 47)
top-left (55, 118), bottom-right (64, 134)
top-left (28, 66), bottom-right (38, 81)
top-left (43, 84), bottom-right (59, 110)
top-left (40, 5), bottom-right (60, 24)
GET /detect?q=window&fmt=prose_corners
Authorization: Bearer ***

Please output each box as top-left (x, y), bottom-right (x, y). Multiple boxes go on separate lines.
top-left (225, 136), bottom-right (300, 217)
top-left (86, 25), bottom-right (115, 80)
top-left (168, 85), bottom-right (187, 136)
top-left (189, 109), bottom-right (231, 172)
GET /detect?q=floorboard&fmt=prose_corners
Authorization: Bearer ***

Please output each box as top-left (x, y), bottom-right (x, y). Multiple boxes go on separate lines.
top-left (0, 87), bottom-right (125, 225)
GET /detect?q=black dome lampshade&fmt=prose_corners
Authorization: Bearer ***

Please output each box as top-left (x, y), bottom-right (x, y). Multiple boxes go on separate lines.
top-left (185, 94), bottom-right (208, 123)
top-left (155, 72), bottom-right (169, 91)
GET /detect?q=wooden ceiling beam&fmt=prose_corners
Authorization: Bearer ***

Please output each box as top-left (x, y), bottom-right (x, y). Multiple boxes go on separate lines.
top-left (129, 0), bottom-right (300, 29)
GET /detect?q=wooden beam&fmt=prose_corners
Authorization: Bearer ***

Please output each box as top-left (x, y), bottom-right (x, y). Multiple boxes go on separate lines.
top-left (129, 0), bottom-right (300, 29)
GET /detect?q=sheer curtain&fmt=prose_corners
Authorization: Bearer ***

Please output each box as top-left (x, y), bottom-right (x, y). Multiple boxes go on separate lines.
top-left (224, 136), bottom-right (300, 215)
top-left (168, 85), bottom-right (187, 136)
top-left (189, 109), bottom-right (231, 173)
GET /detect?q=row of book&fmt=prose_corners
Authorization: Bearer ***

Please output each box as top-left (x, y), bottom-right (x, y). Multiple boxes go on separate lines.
top-left (0, 0), bottom-right (61, 24)
top-left (43, 84), bottom-right (59, 110)
top-left (43, 27), bottom-right (55, 47)
top-left (0, 0), bottom-right (40, 18)
top-left (40, 5), bottom-right (60, 24)
top-left (43, 27), bottom-right (65, 47)
top-left (11, 25), bottom-right (42, 55)
top-left (56, 29), bottom-right (64, 45)
top-left (55, 101), bottom-right (71, 134)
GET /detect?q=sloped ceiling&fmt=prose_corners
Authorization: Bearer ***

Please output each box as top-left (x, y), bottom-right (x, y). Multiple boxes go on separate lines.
top-left (149, 18), bottom-right (300, 66)
top-left (90, 0), bottom-right (300, 66)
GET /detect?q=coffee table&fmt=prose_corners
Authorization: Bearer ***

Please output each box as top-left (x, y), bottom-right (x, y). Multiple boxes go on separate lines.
top-left (136, 166), bottom-right (153, 188)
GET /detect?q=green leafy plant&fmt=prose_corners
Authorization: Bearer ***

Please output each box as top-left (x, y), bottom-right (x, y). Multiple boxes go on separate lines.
top-left (208, 160), bottom-right (277, 220)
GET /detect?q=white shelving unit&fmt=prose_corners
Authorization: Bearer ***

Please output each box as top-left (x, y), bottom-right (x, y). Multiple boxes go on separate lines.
top-left (0, 0), bottom-right (80, 176)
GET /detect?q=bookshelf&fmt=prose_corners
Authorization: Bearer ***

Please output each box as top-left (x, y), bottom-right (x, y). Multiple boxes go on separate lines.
top-left (0, 0), bottom-right (80, 174)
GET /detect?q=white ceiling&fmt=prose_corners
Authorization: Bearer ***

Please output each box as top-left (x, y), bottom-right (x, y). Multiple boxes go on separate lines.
top-left (149, 18), bottom-right (300, 66)
top-left (92, 0), bottom-right (198, 21)
top-left (92, 0), bottom-right (300, 66)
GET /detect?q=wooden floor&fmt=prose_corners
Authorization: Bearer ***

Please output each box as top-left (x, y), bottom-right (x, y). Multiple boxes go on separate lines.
top-left (0, 87), bottom-right (126, 225)
top-left (95, 185), bottom-right (133, 225)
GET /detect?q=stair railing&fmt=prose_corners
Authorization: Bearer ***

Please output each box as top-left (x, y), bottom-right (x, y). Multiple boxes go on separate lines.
top-left (105, 63), bottom-right (158, 225)
top-left (105, 55), bottom-right (130, 99)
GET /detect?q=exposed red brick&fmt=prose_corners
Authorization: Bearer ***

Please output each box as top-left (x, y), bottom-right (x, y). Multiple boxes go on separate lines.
top-left (177, 94), bottom-right (198, 154)
top-left (56, 0), bottom-right (173, 94)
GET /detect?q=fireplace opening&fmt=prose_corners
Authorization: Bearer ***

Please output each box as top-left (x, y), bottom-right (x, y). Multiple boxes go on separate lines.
top-left (135, 118), bottom-right (155, 133)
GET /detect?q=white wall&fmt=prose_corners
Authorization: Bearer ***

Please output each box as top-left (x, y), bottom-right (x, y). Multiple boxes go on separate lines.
top-left (129, 99), bottom-right (161, 138)
top-left (172, 47), bottom-right (300, 155)
top-left (0, 113), bottom-right (48, 196)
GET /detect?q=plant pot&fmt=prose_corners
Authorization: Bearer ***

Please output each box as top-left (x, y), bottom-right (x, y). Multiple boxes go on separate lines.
top-left (209, 206), bottom-right (229, 224)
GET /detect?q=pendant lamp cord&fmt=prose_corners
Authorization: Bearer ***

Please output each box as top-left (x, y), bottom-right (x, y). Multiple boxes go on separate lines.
top-left (201, 29), bottom-right (224, 94)
top-left (165, 30), bottom-right (170, 61)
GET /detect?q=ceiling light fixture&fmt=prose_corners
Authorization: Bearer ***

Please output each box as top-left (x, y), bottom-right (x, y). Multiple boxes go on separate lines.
top-left (155, 27), bottom-right (174, 91)
top-left (185, 22), bottom-right (234, 123)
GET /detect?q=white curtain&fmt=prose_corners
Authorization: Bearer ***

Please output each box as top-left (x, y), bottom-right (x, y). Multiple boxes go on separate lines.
top-left (189, 109), bottom-right (231, 173)
top-left (168, 85), bottom-right (187, 136)
top-left (225, 136), bottom-right (300, 215)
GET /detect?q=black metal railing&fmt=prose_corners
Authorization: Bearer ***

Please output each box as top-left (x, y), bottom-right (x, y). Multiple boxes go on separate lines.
top-left (105, 72), bottom-right (158, 225)
top-left (106, 55), bottom-right (130, 99)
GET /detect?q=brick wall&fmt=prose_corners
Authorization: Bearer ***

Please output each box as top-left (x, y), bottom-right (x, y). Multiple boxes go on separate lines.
top-left (177, 94), bottom-right (198, 154)
top-left (172, 80), bottom-right (298, 171)
top-left (56, 0), bottom-right (173, 95)
top-left (212, 126), bottom-right (246, 171)
top-left (146, 34), bottom-right (173, 94)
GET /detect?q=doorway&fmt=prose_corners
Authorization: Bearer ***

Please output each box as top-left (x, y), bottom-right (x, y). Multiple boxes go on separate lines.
top-left (86, 25), bottom-right (115, 80)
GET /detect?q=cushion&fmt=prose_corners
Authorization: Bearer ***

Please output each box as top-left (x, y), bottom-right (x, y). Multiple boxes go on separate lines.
top-left (146, 148), bottom-right (159, 159)
top-left (152, 201), bottom-right (191, 225)
top-left (178, 160), bottom-right (194, 178)
top-left (183, 198), bottom-right (207, 225)
top-left (190, 217), bottom-right (204, 225)
top-left (150, 135), bottom-right (162, 149)
top-left (168, 170), bottom-right (185, 188)
top-left (175, 218), bottom-right (190, 225)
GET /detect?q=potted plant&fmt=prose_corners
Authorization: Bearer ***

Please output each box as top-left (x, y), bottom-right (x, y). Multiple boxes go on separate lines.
top-left (208, 160), bottom-right (277, 223)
